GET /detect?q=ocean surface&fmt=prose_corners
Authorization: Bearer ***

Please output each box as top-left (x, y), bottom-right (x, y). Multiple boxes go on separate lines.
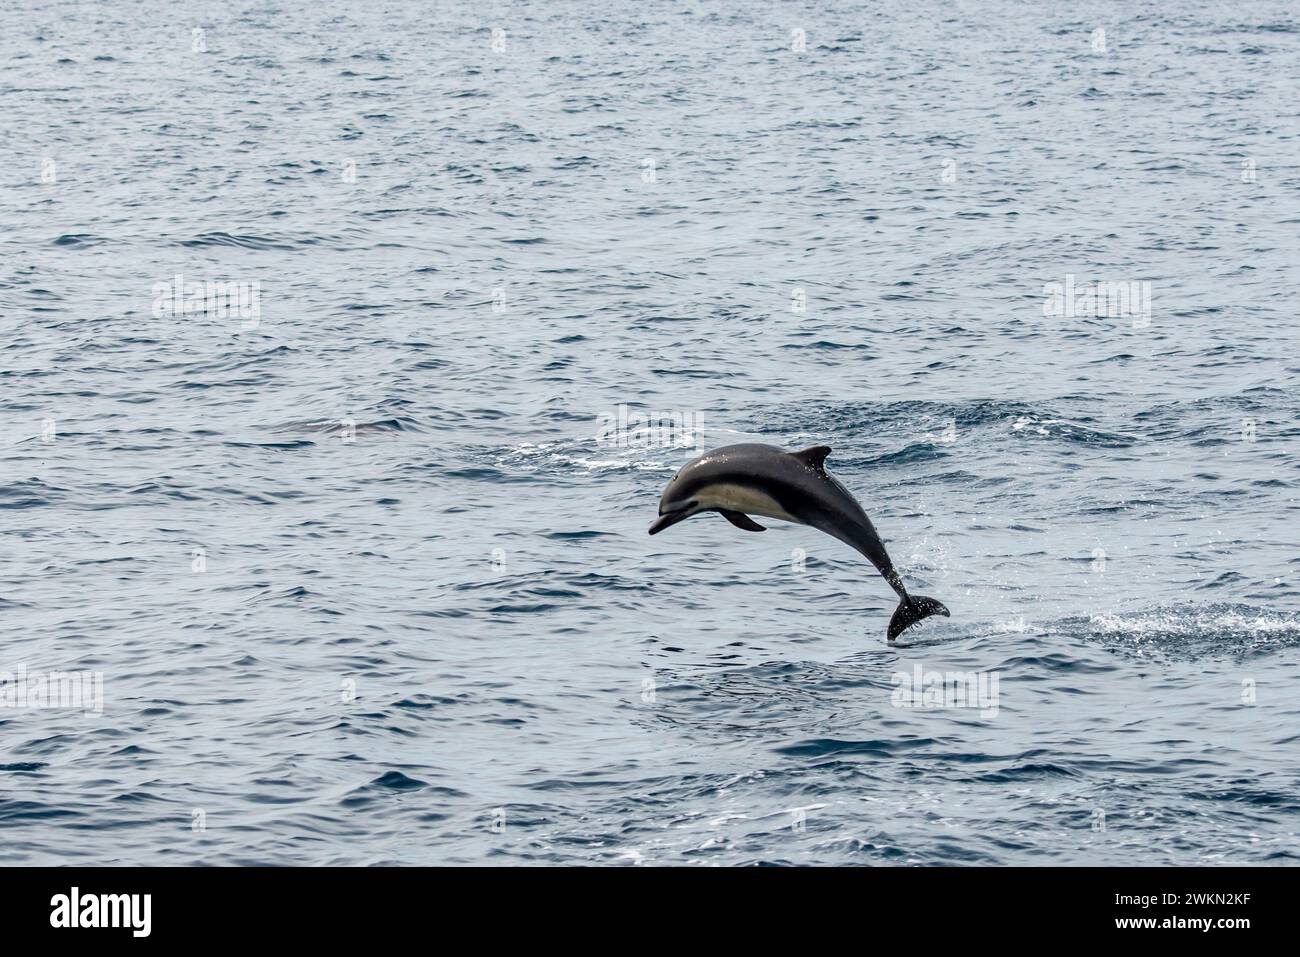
top-left (2, 1), bottom-right (1299, 865)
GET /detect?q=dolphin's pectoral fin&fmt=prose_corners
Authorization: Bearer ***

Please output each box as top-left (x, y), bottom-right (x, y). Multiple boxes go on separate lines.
top-left (792, 445), bottom-right (832, 473)
top-left (719, 510), bottom-right (766, 532)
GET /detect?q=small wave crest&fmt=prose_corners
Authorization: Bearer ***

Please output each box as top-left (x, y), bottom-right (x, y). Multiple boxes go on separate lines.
top-left (1061, 603), bottom-right (1300, 658)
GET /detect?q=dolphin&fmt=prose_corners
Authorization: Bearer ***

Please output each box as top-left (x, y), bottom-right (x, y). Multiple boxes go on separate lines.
top-left (649, 443), bottom-right (949, 642)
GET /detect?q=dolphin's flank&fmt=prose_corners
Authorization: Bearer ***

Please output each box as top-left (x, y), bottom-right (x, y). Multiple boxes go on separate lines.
top-left (649, 443), bottom-right (949, 642)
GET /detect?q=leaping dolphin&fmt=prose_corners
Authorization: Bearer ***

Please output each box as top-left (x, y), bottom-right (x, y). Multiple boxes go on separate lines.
top-left (649, 443), bottom-right (949, 642)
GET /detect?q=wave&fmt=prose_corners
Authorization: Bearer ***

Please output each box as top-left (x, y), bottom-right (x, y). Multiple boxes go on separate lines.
top-left (51, 233), bottom-right (109, 248)
top-left (1057, 603), bottom-right (1300, 658)
top-left (176, 231), bottom-right (348, 251)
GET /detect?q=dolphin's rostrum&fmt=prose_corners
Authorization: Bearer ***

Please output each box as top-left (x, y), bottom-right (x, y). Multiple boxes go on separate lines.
top-left (649, 443), bottom-right (949, 642)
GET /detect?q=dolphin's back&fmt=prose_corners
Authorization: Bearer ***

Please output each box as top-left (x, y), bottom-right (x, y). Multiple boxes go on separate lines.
top-left (702, 444), bottom-right (892, 574)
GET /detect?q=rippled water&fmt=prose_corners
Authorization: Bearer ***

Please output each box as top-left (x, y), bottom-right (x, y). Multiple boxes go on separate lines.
top-left (3, 1), bottom-right (1299, 865)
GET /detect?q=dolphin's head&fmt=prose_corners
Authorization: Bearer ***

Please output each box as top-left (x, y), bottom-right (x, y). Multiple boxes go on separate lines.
top-left (648, 451), bottom-right (729, 535)
top-left (648, 463), bottom-right (703, 535)
top-left (648, 444), bottom-right (799, 536)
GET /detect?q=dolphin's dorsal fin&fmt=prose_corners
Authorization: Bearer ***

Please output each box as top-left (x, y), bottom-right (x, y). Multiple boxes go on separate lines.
top-left (792, 445), bottom-right (832, 473)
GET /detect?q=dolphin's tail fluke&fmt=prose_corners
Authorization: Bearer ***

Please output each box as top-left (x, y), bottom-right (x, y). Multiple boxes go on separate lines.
top-left (887, 595), bottom-right (949, 642)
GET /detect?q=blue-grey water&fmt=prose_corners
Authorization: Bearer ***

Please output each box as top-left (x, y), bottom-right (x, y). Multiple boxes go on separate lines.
top-left (3, 1), bottom-right (1299, 865)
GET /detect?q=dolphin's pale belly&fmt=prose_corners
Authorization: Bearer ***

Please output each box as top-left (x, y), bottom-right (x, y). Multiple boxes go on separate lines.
top-left (697, 482), bottom-right (802, 524)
